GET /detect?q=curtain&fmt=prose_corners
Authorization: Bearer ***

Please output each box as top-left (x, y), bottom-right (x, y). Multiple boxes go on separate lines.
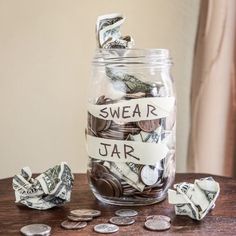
top-left (188, 0), bottom-right (236, 177)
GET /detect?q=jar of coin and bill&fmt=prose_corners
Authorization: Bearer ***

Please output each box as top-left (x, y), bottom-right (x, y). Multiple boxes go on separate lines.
top-left (86, 49), bottom-right (176, 206)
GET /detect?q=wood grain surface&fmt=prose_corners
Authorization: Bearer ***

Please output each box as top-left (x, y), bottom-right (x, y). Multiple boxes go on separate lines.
top-left (0, 173), bottom-right (235, 235)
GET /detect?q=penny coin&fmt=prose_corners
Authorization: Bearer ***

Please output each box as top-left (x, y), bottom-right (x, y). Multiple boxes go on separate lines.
top-left (61, 220), bottom-right (87, 230)
top-left (20, 224), bottom-right (51, 236)
top-left (67, 215), bottom-right (93, 222)
top-left (70, 209), bottom-right (101, 217)
top-left (140, 165), bottom-right (159, 186)
top-left (109, 216), bottom-right (135, 226)
top-left (144, 219), bottom-right (170, 231)
top-left (94, 223), bottom-right (119, 234)
top-left (115, 209), bottom-right (138, 217)
top-left (89, 115), bottom-right (111, 132)
top-left (137, 119), bottom-right (160, 132)
top-left (95, 178), bottom-right (115, 197)
top-left (146, 215), bottom-right (171, 223)
top-left (92, 163), bottom-right (110, 178)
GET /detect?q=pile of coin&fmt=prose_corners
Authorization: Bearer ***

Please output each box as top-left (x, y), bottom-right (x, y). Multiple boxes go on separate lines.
top-left (61, 209), bottom-right (101, 231)
top-left (87, 93), bottom-right (175, 201)
top-left (144, 215), bottom-right (171, 231)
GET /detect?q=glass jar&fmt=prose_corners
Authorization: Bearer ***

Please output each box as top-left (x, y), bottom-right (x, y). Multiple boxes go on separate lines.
top-left (86, 49), bottom-right (176, 206)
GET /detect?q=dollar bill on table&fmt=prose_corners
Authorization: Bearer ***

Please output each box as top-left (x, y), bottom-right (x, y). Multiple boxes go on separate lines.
top-left (12, 162), bottom-right (74, 210)
top-left (168, 177), bottom-right (220, 220)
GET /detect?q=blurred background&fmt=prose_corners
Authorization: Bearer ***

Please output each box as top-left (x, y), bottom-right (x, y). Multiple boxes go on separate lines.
top-left (0, 0), bottom-right (235, 178)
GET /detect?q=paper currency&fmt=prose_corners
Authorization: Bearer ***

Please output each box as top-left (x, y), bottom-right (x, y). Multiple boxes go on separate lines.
top-left (12, 162), bottom-right (74, 210)
top-left (168, 177), bottom-right (220, 220)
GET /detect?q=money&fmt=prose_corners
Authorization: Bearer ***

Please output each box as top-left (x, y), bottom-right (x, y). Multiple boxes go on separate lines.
top-left (67, 215), bottom-right (93, 222)
top-left (145, 219), bottom-right (170, 231)
top-left (20, 224), bottom-right (51, 236)
top-left (168, 177), bottom-right (220, 220)
top-left (115, 209), bottom-right (138, 217)
top-left (70, 209), bottom-right (101, 218)
top-left (137, 119), bottom-right (160, 132)
top-left (94, 223), bottom-right (119, 234)
top-left (109, 216), bottom-right (135, 226)
top-left (140, 165), bottom-right (160, 186)
top-left (12, 162), bottom-right (74, 210)
top-left (146, 215), bottom-right (171, 222)
top-left (61, 220), bottom-right (87, 230)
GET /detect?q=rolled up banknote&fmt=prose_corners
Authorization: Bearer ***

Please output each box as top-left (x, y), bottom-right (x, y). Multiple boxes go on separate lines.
top-left (168, 177), bottom-right (220, 220)
top-left (12, 162), bottom-right (74, 210)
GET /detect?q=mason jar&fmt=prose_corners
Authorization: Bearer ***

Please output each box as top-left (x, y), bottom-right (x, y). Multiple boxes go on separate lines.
top-left (86, 49), bottom-right (176, 206)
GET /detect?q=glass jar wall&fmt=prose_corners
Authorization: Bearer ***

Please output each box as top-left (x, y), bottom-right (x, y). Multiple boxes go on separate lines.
top-left (86, 49), bottom-right (176, 206)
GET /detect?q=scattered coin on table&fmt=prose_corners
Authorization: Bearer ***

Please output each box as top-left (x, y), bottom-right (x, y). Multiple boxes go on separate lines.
top-left (61, 220), bottom-right (87, 230)
top-left (145, 219), bottom-right (171, 231)
top-left (70, 209), bottom-right (101, 217)
top-left (146, 214), bottom-right (171, 223)
top-left (94, 223), bottom-right (119, 234)
top-left (20, 224), bottom-right (51, 236)
top-left (115, 209), bottom-right (138, 217)
top-left (109, 216), bottom-right (135, 226)
top-left (67, 214), bottom-right (93, 222)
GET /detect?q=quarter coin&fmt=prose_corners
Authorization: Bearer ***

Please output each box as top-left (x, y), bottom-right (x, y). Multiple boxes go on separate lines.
top-left (146, 215), bottom-right (171, 223)
top-left (67, 215), bottom-right (93, 222)
top-left (137, 119), bottom-right (160, 132)
top-left (20, 224), bottom-right (51, 236)
top-left (144, 219), bottom-right (170, 231)
top-left (70, 209), bottom-right (101, 217)
top-left (61, 220), bottom-right (87, 230)
top-left (140, 165), bottom-right (159, 186)
top-left (115, 209), bottom-right (138, 217)
top-left (94, 223), bottom-right (119, 234)
top-left (109, 216), bottom-right (135, 226)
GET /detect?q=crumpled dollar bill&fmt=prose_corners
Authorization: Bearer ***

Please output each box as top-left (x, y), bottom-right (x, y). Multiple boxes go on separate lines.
top-left (168, 177), bottom-right (220, 220)
top-left (96, 13), bottom-right (154, 94)
top-left (12, 162), bottom-right (74, 210)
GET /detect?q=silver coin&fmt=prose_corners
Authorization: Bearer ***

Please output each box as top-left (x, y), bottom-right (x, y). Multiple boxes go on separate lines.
top-left (109, 216), bottom-right (135, 226)
top-left (146, 215), bottom-right (171, 223)
top-left (140, 165), bottom-right (159, 186)
top-left (20, 224), bottom-right (51, 236)
top-left (144, 219), bottom-right (170, 231)
top-left (61, 220), bottom-right (87, 230)
top-left (70, 209), bottom-right (101, 217)
top-left (115, 209), bottom-right (138, 217)
top-left (94, 224), bottom-right (119, 234)
top-left (67, 214), bottom-right (93, 222)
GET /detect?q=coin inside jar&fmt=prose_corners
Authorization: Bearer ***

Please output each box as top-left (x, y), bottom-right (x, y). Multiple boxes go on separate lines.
top-left (94, 178), bottom-right (115, 197)
top-left (20, 224), bottom-right (51, 236)
top-left (94, 223), bottom-right (119, 234)
top-left (140, 165), bottom-right (160, 186)
top-left (144, 219), bottom-right (170, 231)
top-left (109, 216), bottom-right (135, 226)
top-left (115, 209), bottom-right (138, 217)
top-left (137, 119), bottom-right (160, 132)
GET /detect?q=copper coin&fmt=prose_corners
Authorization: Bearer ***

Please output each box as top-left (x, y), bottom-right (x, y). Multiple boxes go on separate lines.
top-left (146, 215), bottom-right (171, 223)
top-left (70, 209), bottom-right (101, 217)
top-left (101, 173), bottom-right (123, 196)
top-left (144, 219), bottom-right (170, 231)
top-left (61, 220), bottom-right (87, 230)
top-left (67, 215), bottom-right (93, 222)
top-left (109, 216), bottom-right (135, 226)
top-left (92, 163), bottom-right (110, 178)
top-left (137, 119), bottom-right (160, 132)
top-left (89, 114), bottom-right (111, 132)
top-left (95, 178), bottom-right (115, 197)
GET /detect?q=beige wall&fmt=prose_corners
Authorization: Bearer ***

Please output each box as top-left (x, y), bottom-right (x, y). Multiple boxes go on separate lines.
top-left (0, 0), bottom-right (200, 178)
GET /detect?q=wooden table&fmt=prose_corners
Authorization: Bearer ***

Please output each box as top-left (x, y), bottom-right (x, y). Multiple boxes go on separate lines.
top-left (0, 173), bottom-right (235, 235)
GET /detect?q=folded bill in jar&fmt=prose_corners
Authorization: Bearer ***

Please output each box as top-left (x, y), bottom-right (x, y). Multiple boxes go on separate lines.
top-left (168, 177), bottom-right (220, 220)
top-left (12, 162), bottom-right (74, 210)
